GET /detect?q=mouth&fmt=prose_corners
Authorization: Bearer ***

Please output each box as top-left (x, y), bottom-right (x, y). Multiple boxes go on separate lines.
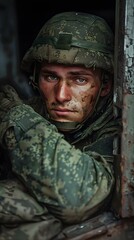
top-left (51, 108), bottom-right (74, 116)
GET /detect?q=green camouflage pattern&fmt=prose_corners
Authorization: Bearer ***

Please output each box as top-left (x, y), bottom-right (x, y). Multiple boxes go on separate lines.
top-left (21, 12), bottom-right (114, 74)
top-left (0, 104), bottom-right (114, 222)
top-left (0, 85), bottom-right (117, 239)
top-left (28, 91), bottom-right (120, 154)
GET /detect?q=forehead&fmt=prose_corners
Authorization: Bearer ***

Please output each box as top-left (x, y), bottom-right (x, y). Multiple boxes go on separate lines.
top-left (40, 62), bottom-right (102, 75)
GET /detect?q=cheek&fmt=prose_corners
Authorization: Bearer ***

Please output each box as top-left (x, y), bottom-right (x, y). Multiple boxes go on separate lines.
top-left (78, 83), bottom-right (99, 103)
top-left (78, 89), bottom-right (99, 114)
top-left (78, 90), bottom-right (94, 106)
top-left (81, 94), bottom-right (92, 103)
top-left (39, 81), bottom-right (51, 101)
top-left (80, 94), bottom-right (92, 113)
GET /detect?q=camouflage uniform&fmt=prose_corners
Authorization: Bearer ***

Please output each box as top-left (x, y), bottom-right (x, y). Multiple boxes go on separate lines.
top-left (0, 12), bottom-right (121, 240)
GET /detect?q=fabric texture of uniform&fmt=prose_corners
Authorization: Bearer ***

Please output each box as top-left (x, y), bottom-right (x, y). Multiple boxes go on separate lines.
top-left (21, 12), bottom-right (114, 75)
top-left (0, 11), bottom-right (120, 240)
top-left (0, 84), bottom-right (120, 239)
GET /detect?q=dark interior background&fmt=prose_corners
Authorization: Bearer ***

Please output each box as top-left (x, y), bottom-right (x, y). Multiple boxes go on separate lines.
top-left (15, 0), bottom-right (116, 61)
top-left (0, 0), bottom-right (116, 99)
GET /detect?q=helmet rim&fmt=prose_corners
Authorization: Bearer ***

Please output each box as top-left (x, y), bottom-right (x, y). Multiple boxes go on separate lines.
top-left (21, 11), bottom-right (114, 74)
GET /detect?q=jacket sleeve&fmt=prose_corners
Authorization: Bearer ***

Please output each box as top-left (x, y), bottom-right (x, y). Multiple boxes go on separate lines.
top-left (0, 104), bottom-right (115, 224)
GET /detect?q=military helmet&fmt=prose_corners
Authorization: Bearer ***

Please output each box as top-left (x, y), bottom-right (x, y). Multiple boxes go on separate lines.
top-left (21, 12), bottom-right (114, 74)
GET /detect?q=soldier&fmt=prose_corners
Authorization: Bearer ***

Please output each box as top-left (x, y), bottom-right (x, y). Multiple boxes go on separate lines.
top-left (0, 12), bottom-right (120, 239)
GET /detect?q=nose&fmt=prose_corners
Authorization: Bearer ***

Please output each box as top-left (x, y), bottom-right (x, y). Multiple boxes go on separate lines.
top-left (54, 80), bottom-right (71, 103)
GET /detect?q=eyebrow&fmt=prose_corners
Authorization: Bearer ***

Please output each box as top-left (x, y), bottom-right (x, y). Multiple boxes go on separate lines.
top-left (41, 69), bottom-right (56, 74)
top-left (41, 69), bottom-right (94, 77)
top-left (68, 71), bottom-right (94, 76)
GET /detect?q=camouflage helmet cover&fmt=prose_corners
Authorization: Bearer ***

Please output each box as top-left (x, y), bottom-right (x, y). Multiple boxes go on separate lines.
top-left (21, 12), bottom-right (114, 74)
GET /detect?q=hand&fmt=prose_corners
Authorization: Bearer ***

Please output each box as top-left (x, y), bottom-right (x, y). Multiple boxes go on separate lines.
top-left (0, 84), bottom-right (23, 121)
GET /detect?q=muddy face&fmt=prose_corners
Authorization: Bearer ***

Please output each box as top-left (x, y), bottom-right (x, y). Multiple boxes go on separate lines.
top-left (39, 63), bottom-right (103, 123)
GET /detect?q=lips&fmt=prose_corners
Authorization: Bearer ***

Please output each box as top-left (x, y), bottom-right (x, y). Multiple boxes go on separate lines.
top-left (52, 108), bottom-right (73, 114)
top-left (53, 108), bottom-right (72, 112)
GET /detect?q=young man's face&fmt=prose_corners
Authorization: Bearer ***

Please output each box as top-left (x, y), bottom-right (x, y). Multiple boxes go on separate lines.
top-left (38, 63), bottom-right (111, 124)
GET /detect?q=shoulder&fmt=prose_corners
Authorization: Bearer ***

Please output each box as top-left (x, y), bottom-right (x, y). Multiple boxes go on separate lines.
top-left (25, 96), bottom-right (45, 116)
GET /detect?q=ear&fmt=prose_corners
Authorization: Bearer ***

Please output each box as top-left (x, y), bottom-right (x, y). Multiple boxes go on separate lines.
top-left (100, 79), bottom-right (112, 97)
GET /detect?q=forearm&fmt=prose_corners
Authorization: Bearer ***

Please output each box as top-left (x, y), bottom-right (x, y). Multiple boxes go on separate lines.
top-left (0, 104), bottom-right (115, 224)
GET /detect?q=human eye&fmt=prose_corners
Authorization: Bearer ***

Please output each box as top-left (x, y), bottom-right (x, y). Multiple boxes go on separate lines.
top-left (47, 74), bottom-right (58, 82)
top-left (40, 73), bottom-right (58, 82)
top-left (75, 77), bottom-right (87, 85)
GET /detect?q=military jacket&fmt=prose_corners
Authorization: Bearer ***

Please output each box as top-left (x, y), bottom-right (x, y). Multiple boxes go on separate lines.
top-left (0, 85), bottom-right (120, 239)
